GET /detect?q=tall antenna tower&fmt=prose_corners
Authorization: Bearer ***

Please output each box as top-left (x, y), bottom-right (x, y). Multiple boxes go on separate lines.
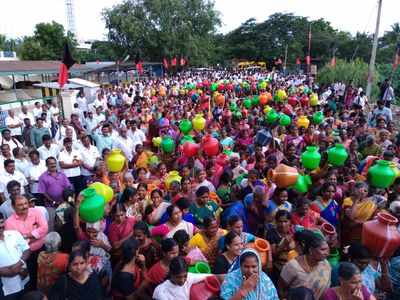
top-left (65, 0), bottom-right (77, 38)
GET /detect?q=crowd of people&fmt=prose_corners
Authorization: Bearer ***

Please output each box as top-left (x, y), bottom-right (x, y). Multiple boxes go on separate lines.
top-left (0, 69), bottom-right (399, 300)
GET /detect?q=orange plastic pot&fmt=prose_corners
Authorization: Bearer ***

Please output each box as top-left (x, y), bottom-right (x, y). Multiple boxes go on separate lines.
top-left (247, 238), bottom-right (270, 268)
top-left (216, 94), bottom-right (225, 105)
top-left (259, 93), bottom-right (269, 105)
top-left (362, 212), bottom-right (400, 258)
top-left (268, 164), bottom-right (299, 188)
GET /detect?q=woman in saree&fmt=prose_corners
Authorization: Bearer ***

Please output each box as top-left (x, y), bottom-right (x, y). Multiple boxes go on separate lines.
top-left (151, 204), bottom-right (197, 239)
top-left (218, 215), bottom-right (255, 252)
top-left (189, 216), bottom-right (226, 267)
top-left (220, 249), bottom-right (279, 300)
top-left (265, 210), bottom-right (296, 284)
top-left (278, 231), bottom-right (331, 300)
top-left (145, 189), bottom-right (171, 225)
top-left (310, 182), bottom-right (340, 228)
top-left (341, 181), bottom-right (377, 245)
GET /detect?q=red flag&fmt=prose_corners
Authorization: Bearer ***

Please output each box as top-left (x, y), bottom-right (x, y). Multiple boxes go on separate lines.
top-left (136, 62), bottom-right (143, 75)
top-left (58, 43), bottom-right (75, 88)
top-left (393, 43), bottom-right (400, 71)
top-left (171, 57), bottom-right (177, 67)
top-left (330, 56), bottom-right (336, 67)
top-left (180, 57), bottom-right (186, 66)
top-left (135, 53), bottom-right (143, 75)
top-left (296, 57), bottom-right (301, 65)
top-left (306, 55), bottom-right (311, 65)
top-left (163, 57), bottom-right (169, 69)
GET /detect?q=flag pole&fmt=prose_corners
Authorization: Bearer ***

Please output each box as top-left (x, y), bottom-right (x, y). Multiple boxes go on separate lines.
top-left (366, 0), bottom-right (383, 99)
top-left (307, 23), bottom-right (312, 75)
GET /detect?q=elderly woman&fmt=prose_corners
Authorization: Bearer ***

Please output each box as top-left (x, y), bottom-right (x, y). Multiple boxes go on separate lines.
top-left (278, 231), bottom-right (331, 300)
top-left (323, 262), bottom-right (376, 300)
top-left (37, 232), bottom-right (69, 294)
top-left (220, 249), bottom-right (279, 300)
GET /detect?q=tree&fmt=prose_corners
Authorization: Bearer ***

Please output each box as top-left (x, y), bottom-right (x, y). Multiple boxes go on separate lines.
top-left (377, 23), bottom-right (400, 64)
top-left (102, 0), bottom-right (221, 65)
top-left (0, 34), bottom-right (19, 52)
top-left (221, 13), bottom-right (341, 68)
top-left (18, 21), bottom-right (76, 60)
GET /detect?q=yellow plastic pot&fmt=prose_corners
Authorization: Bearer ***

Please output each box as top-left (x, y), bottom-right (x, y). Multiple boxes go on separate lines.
top-left (89, 182), bottom-right (114, 203)
top-left (165, 171), bottom-right (182, 190)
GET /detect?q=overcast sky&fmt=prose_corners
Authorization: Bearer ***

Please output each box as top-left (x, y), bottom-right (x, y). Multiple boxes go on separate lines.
top-left (0, 0), bottom-right (398, 41)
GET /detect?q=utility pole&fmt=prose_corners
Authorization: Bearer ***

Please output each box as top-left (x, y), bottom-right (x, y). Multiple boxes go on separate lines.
top-left (366, 0), bottom-right (383, 99)
top-left (283, 44), bottom-right (288, 75)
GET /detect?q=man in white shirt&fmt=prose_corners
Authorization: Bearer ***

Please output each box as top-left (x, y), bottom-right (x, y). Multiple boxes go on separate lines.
top-left (76, 91), bottom-right (88, 113)
top-left (58, 137), bottom-right (84, 193)
top-left (0, 213), bottom-right (30, 298)
top-left (0, 129), bottom-right (23, 153)
top-left (114, 126), bottom-right (135, 161)
top-left (0, 159), bottom-right (28, 200)
top-left (49, 101), bottom-right (60, 124)
top-left (0, 180), bottom-right (21, 219)
top-left (37, 135), bottom-right (60, 161)
top-left (25, 150), bottom-right (47, 197)
top-left (84, 111), bottom-right (98, 137)
top-left (128, 121), bottom-right (146, 147)
top-left (79, 135), bottom-right (100, 184)
top-left (32, 102), bottom-right (42, 119)
top-left (5, 110), bottom-right (22, 140)
top-left (54, 119), bottom-right (77, 143)
top-left (18, 106), bottom-right (34, 128)
top-left (93, 107), bottom-right (106, 131)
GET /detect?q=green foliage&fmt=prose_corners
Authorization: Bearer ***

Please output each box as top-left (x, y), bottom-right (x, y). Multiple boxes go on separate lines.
top-left (222, 13), bottom-right (357, 66)
top-left (0, 34), bottom-right (19, 52)
top-left (18, 21), bottom-right (76, 60)
top-left (102, 0), bottom-right (221, 65)
top-left (318, 59), bottom-right (381, 100)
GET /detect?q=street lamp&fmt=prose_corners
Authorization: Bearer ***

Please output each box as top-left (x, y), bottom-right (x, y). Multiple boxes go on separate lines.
top-left (283, 31), bottom-right (293, 75)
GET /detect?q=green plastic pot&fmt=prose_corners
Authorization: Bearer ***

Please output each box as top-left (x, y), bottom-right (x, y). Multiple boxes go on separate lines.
top-left (251, 95), bottom-right (260, 106)
top-left (161, 136), bottom-right (176, 153)
top-left (312, 111), bottom-right (324, 124)
top-left (243, 98), bottom-right (252, 109)
top-left (265, 109), bottom-right (279, 124)
top-left (327, 249), bottom-right (340, 267)
top-left (188, 262), bottom-right (211, 274)
top-left (327, 143), bottom-right (348, 167)
top-left (179, 119), bottom-right (192, 134)
top-left (368, 160), bottom-right (396, 188)
top-left (301, 146), bottom-right (321, 170)
top-left (292, 174), bottom-right (312, 194)
top-left (79, 188), bottom-right (105, 223)
top-left (279, 114), bottom-right (291, 126)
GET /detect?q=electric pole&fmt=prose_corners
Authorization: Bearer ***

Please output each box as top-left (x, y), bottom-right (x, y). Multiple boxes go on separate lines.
top-left (366, 0), bottom-right (383, 99)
